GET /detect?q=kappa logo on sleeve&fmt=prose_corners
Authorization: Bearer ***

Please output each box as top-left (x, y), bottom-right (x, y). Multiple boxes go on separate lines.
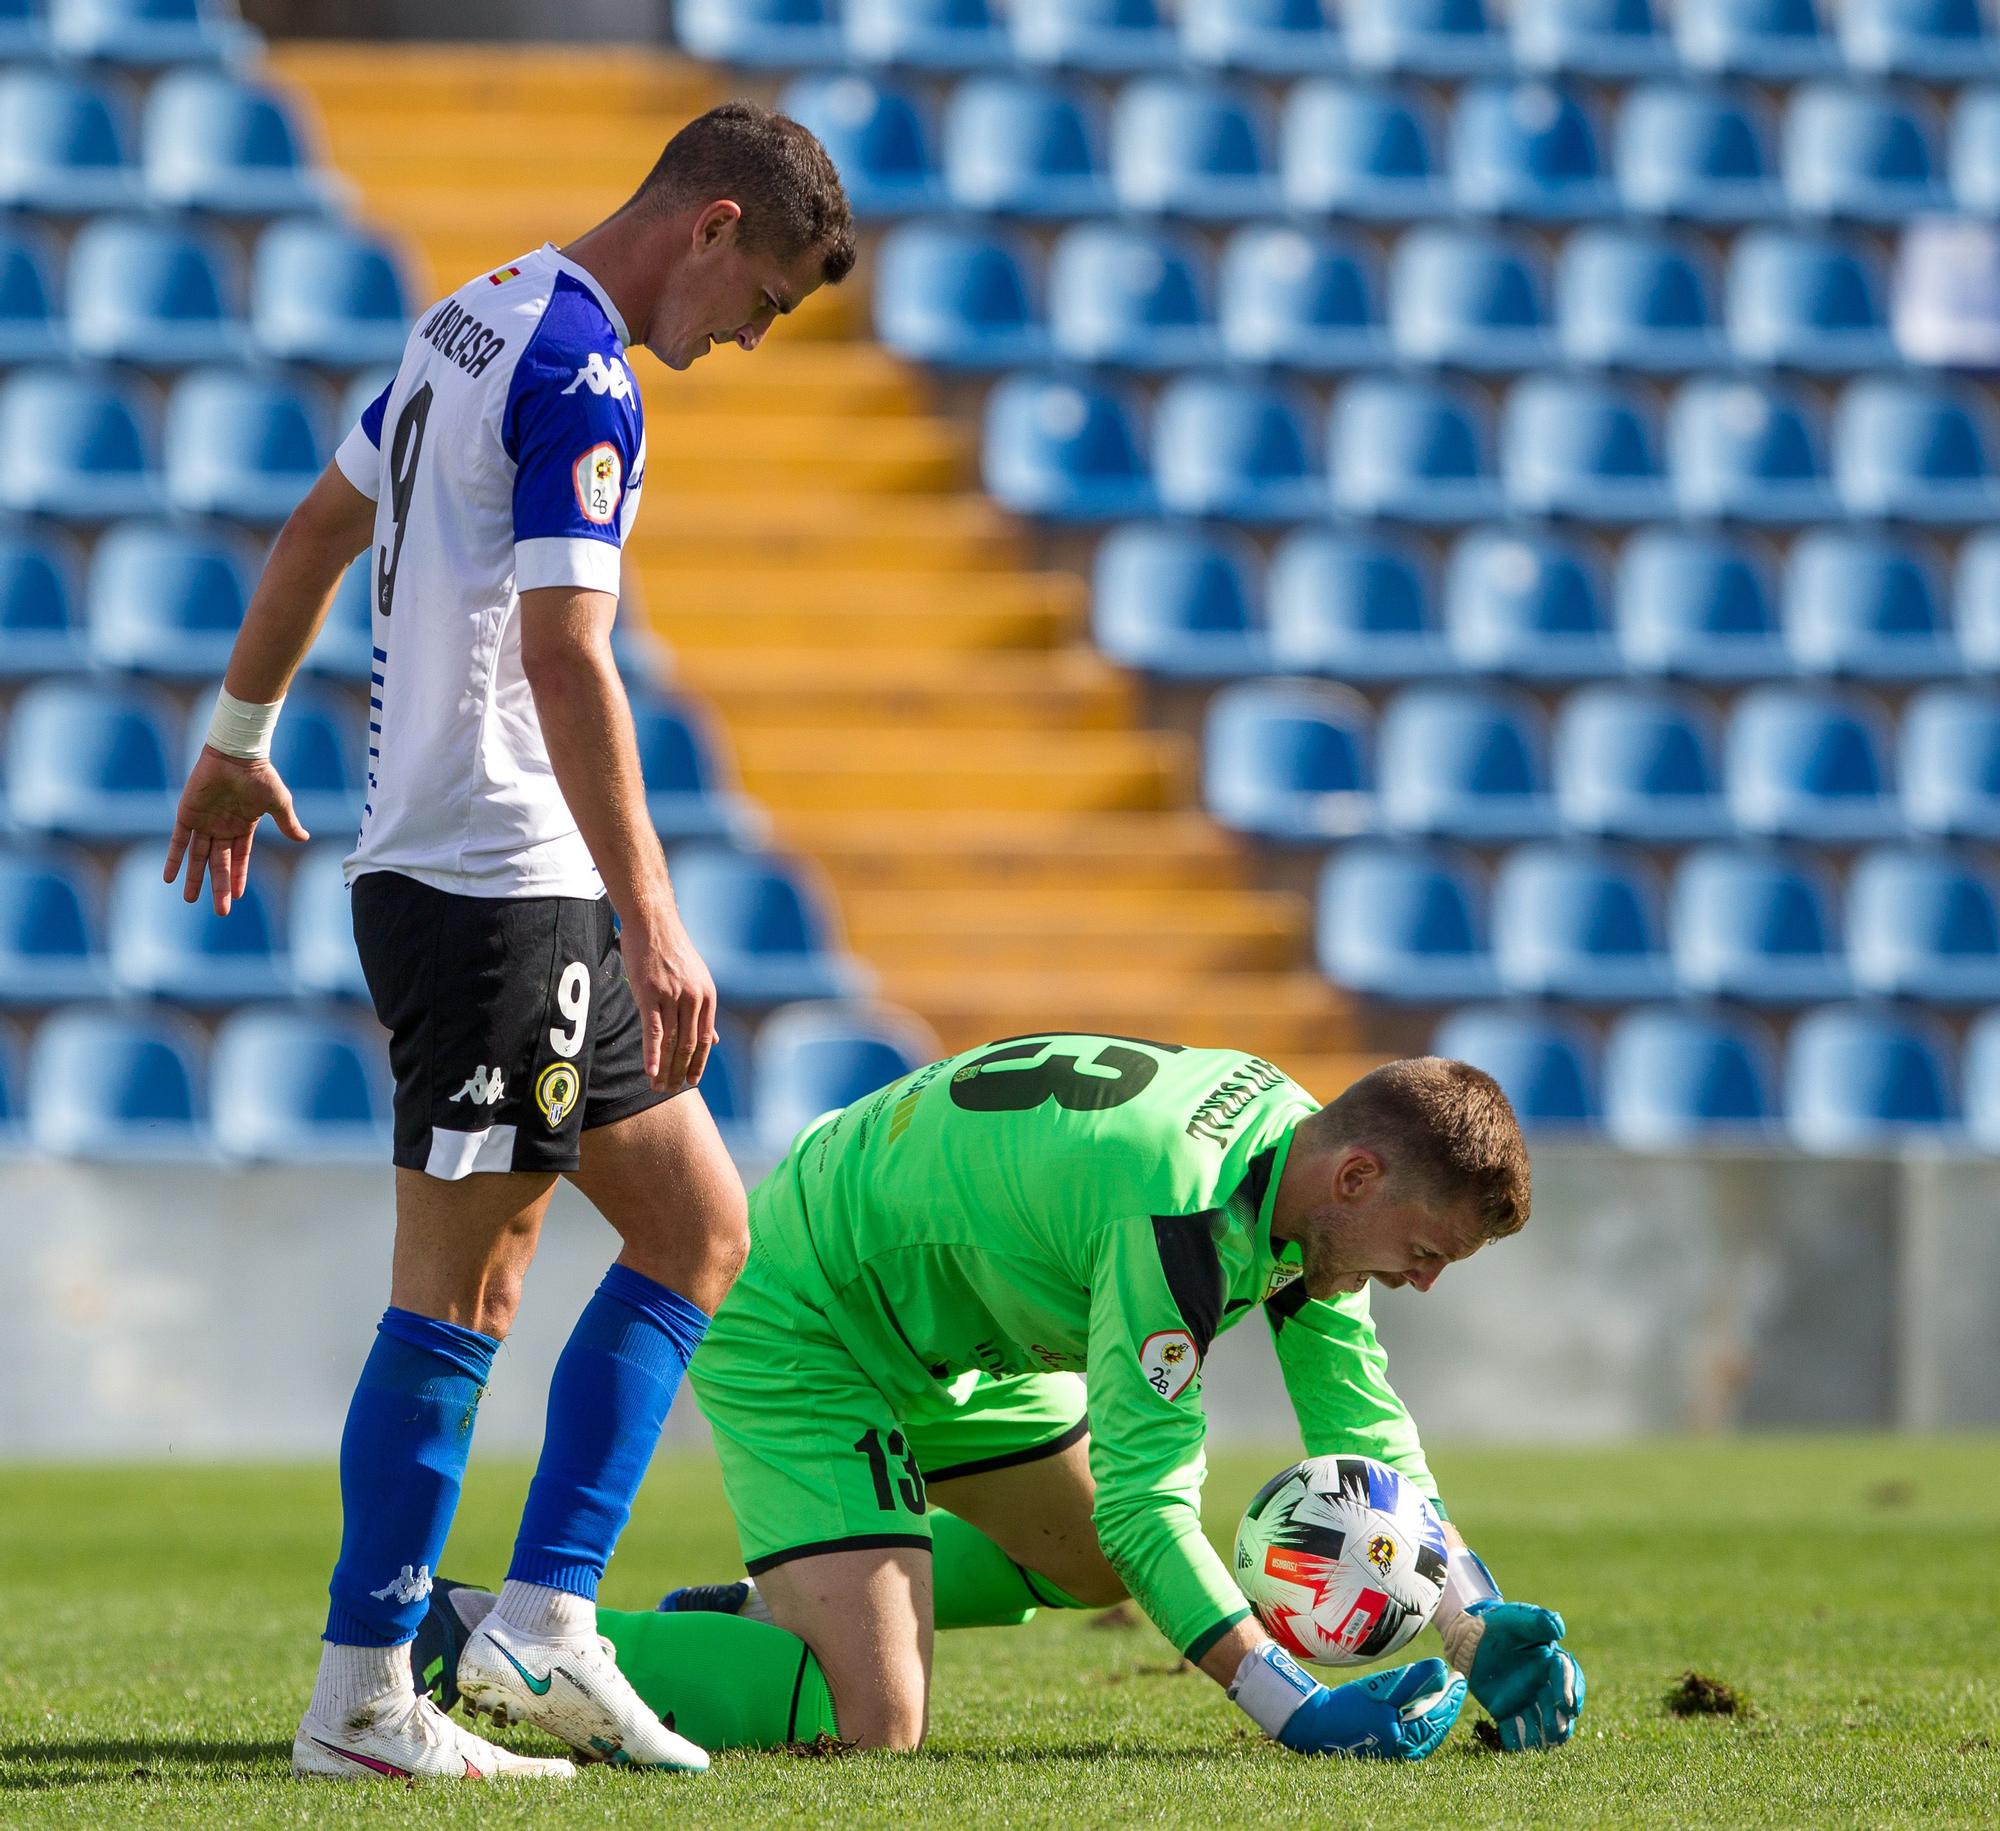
top-left (572, 442), bottom-right (623, 525)
top-left (561, 351), bottom-right (634, 400)
top-left (1138, 1328), bottom-right (1200, 1402)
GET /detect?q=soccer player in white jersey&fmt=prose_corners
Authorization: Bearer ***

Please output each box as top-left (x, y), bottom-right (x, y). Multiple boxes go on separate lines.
top-left (162, 104), bottom-right (856, 1784)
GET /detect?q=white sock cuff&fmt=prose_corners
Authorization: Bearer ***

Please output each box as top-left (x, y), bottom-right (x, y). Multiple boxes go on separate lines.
top-left (494, 1578), bottom-right (596, 1640)
top-left (310, 1639), bottom-right (412, 1720)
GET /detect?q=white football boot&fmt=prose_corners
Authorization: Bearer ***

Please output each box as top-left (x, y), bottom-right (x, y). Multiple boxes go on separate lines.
top-left (455, 1612), bottom-right (710, 1771)
top-left (293, 1686), bottom-right (576, 1782)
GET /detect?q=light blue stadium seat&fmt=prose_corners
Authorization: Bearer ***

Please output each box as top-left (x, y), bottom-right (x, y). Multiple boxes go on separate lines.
top-left (301, 553), bottom-right (372, 681)
top-left (0, 365), bottom-right (162, 520)
top-left (1843, 0), bottom-right (2000, 77)
top-left (1785, 84), bottom-right (1945, 222)
top-left (1963, 1009), bottom-right (2000, 1152)
top-left (1109, 78), bottom-right (1278, 219)
top-left (1501, 373), bottom-right (1669, 522)
top-left (940, 76), bottom-right (1112, 216)
top-left (1317, 841), bottom-right (1496, 1001)
top-left (1346, 0), bottom-right (1507, 75)
top-left (1182, 0), bottom-right (1343, 74)
top-left (696, 1014), bottom-right (756, 1159)
top-left (1377, 684), bottom-right (1557, 840)
top-left (1091, 523), bottom-right (1270, 677)
top-left (1009, 0), bottom-right (1178, 72)
top-left (674, 0), bottom-right (842, 67)
top-left (1451, 81), bottom-right (1612, 218)
top-left (142, 71), bottom-right (329, 215)
top-left (289, 844), bottom-right (365, 998)
top-left (1786, 1003), bottom-right (1956, 1152)
top-left (1217, 225), bottom-right (1385, 371)
top-left (173, 682), bottom-right (360, 836)
top-left (778, 74), bottom-right (942, 216)
top-left (163, 368), bottom-right (325, 523)
top-left (86, 519), bottom-right (250, 677)
top-left (0, 1019), bottom-right (22, 1155)
top-left (1280, 81), bottom-right (1443, 218)
top-left (1677, 0), bottom-right (1837, 76)
top-left (1600, 1004), bottom-right (1780, 1145)
top-left (1514, 0), bottom-right (1675, 76)
top-left (873, 223), bottom-right (1045, 368)
top-left (0, 845), bottom-right (106, 1004)
top-left (51, 0), bottom-right (252, 64)
top-left (1951, 86), bottom-right (2000, 212)
top-left (1202, 678), bottom-right (1374, 843)
top-left (0, 225), bottom-right (65, 363)
top-left (1616, 84), bottom-right (1782, 221)
top-left (107, 841), bottom-right (290, 1003)
top-left (1618, 527), bottom-right (1788, 678)
top-left (1957, 531), bottom-right (2000, 674)
top-left (1265, 528), bottom-right (1452, 680)
top-left (845, 0), bottom-right (1008, 70)
top-left (0, 66), bottom-right (139, 214)
top-left (67, 214), bottom-right (247, 367)
top-left (1727, 228), bottom-right (1892, 370)
top-left (1047, 222), bottom-right (1216, 369)
top-left (1727, 685), bottom-right (1900, 841)
top-left (1903, 686), bottom-right (2000, 840)
top-left (251, 218), bottom-right (410, 367)
top-left (1849, 845), bottom-right (2000, 1004)
top-left (28, 1005), bottom-right (210, 1160)
top-left (1556, 226), bottom-right (1722, 371)
top-left (1785, 529), bottom-right (1957, 680)
top-left (670, 845), bottom-right (863, 1008)
top-left (751, 1001), bottom-right (937, 1158)
top-left (0, 0), bottom-right (50, 57)
top-left (6, 678), bottom-right (176, 837)
top-left (1671, 843), bottom-right (1849, 1002)
top-left (1327, 374), bottom-right (1500, 521)
top-left (1671, 375), bottom-right (1833, 523)
top-left (1554, 683), bottom-right (1731, 841)
top-left (981, 373), bottom-right (1153, 521)
top-left (1492, 840), bottom-right (1674, 1001)
top-left (1152, 375), bottom-right (1321, 521)
top-left (1835, 377), bottom-right (2000, 524)
top-left (0, 527), bottom-right (87, 676)
top-left (1431, 1006), bottom-right (1599, 1133)
top-left (630, 691), bottom-right (760, 844)
top-left (210, 1008), bottom-right (391, 1164)
top-left (1443, 527), bottom-right (1618, 680)
top-left (1389, 225), bottom-right (1551, 370)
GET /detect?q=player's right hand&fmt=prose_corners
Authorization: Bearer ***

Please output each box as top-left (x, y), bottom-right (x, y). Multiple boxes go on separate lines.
top-left (620, 902), bottom-right (718, 1093)
top-left (1277, 1656), bottom-right (1467, 1761)
top-left (163, 746), bottom-right (310, 916)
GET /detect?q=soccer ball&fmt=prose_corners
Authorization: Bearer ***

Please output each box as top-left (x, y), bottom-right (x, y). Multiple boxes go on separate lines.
top-left (1233, 1455), bottom-right (1449, 1667)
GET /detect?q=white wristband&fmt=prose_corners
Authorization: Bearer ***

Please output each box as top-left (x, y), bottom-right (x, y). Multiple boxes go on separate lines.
top-left (207, 687), bottom-right (284, 761)
top-left (1228, 1642), bottom-right (1318, 1739)
top-left (1435, 1545), bottom-right (1502, 1675)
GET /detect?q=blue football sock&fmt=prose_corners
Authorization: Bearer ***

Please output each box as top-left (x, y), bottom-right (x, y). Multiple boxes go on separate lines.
top-left (507, 1263), bottom-right (710, 1602)
top-left (324, 1307), bottom-right (498, 1648)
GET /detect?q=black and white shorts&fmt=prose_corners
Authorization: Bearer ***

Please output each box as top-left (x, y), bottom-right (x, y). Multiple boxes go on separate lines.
top-left (351, 870), bottom-right (673, 1179)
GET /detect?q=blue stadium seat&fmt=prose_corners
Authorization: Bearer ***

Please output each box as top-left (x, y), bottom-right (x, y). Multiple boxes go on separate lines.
top-left (1958, 531), bottom-right (2000, 674)
top-left (1492, 841), bottom-right (1674, 1001)
top-left (1903, 686), bottom-right (2000, 840)
top-left (1555, 226), bottom-right (1722, 371)
top-left (777, 75), bottom-right (942, 216)
top-left (1616, 84), bottom-right (1782, 221)
top-left (1617, 527), bottom-right (1788, 679)
top-left (0, 66), bottom-right (139, 213)
top-left (1671, 844), bottom-right (1848, 1002)
top-left (1849, 845), bottom-right (2000, 1003)
top-left (1785, 84), bottom-right (1945, 222)
top-left (1670, 375), bottom-right (1833, 523)
top-left (1265, 528), bottom-right (1452, 680)
top-left (289, 844), bottom-right (366, 998)
top-left (67, 214), bottom-right (247, 367)
top-left (669, 845), bottom-right (862, 1008)
top-left (301, 553), bottom-right (372, 681)
top-left (176, 683), bottom-right (361, 836)
top-left (1786, 1004), bottom-right (1956, 1152)
top-left (1009, 0), bottom-right (1178, 72)
top-left (1835, 377), bottom-right (2000, 524)
top-left (0, 225), bottom-right (65, 363)
top-left (0, 366), bottom-right (162, 520)
top-left (1346, 0), bottom-right (1507, 75)
top-left (1327, 375), bottom-right (1500, 521)
top-left (1600, 1004), bottom-right (1780, 1145)
top-left (1153, 375), bottom-right (1321, 521)
top-left (251, 218), bottom-right (410, 368)
top-left (674, 0), bottom-right (842, 67)
top-left (86, 519), bottom-right (250, 678)
top-left (1726, 685), bottom-right (1900, 841)
top-left (1376, 684), bottom-right (1558, 840)
top-left (1843, 0), bottom-right (2000, 77)
top-left (1389, 225), bottom-right (1551, 370)
top-left (141, 71), bottom-right (329, 215)
top-left (0, 0), bottom-right (50, 58)
top-left (1109, 78), bottom-right (1278, 219)
top-left (1047, 222), bottom-right (1216, 369)
top-left (1217, 226), bottom-right (1386, 371)
top-left (982, 373), bottom-right (1153, 521)
top-left (5, 679), bottom-right (176, 838)
top-left (1280, 81), bottom-right (1443, 218)
top-left (27, 1005), bottom-right (210, 1160)
top-left (1431, 1007), bottom-right (1599, 1132)
top-left (751, 1001), bottom-right (937, 1158)
top-left (210, 1008), bottom-right (392, 1164)
top-left (1785, 529), bottom-right (1957, 680)
top-left (0, 845), bottom-right (106, 1005)
top-left (0, 527), bottom-right (87, 676)
top-left (1514, 0), bottom-right (1676, 76)
top-left (845, 0), bottom-right (1008, 70)
top-left (1726, 228), bottom-right (1893, 370)
top-left (1451, 81), bottom-right (1612, 218)
top-left (874, 223), bottom-right (1045, 368)
top-left (51, 0), bottom-right (253, 64)
top-left (1182, 0), bottom-right (1343, 74)
top-left (163, 368), bottom-right (325, 523)
top-left (1091, 523), bottom-right (1270, 677)
top-left (0, 1020), bottom-right (22, 1155)
top-left (107, 842), bottom-right (291, 1003)
top-left (1554, 683), bottom-right (1731, 841)
top-left (1963, 1008), bottom-right (2000, 1152)
top-left (1951, 86), bottom-right (2000, 213)
top-left (631, 691), bottom-right (759, 844)
top-left (1677, 0), bottom-right (1837, 76)
top-left (1443, 526), bottom-right (1619, 677)
top-left (940, 76), bottom-right (1111, 216)
top-left (1202, 679), bottom-right (1374, 843)
top-left (1317, 841), bottom-right (1496, 1001)
top-left (696, 1014), bottom-right (756, 1158)
top-left (1501, 373), bottom-right (1669, 522)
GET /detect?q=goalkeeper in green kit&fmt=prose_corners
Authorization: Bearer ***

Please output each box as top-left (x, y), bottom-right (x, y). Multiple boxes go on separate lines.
top-left (418, 1037), bottom-right (1584, 1760)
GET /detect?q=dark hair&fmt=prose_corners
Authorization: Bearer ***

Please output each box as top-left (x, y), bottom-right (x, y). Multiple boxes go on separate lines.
top-left (1318, 1057), bottom-right (1530, 1242)
top-left (633, 101), bottom-right (856, 285)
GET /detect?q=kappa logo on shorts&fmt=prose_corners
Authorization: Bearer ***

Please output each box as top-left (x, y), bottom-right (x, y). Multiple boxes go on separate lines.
top-left (572, 442), bottom-right (622, 525)
top-left (561, 351), bottom-right (633, 400)
top-left (1138, 1328), bottom-right (1200, 1402)
top-left (449, 1065), bottom-right (507, 1106)
top-left (535, 1061), bottom-right (581, 1131)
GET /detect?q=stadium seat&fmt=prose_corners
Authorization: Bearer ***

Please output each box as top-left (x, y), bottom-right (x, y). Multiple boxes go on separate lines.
top-left (1501, 374), bottom-right (1669, 523)
top-left (1091, 523), bottom-right (1270, 677)
top-left (1962, 1009), bottom-right (2000, 1152)
top-left (777, 75), bottom-right (942, 217)
top-left (1670, 376), bottom-right (1833, 523)
top-left (1109, 78), bottom-right (1278, 219)
top-left (210, 1009), bottom-right (392, 1164)
top-left (0, 67), bottom-right (139, 213)
top-left (0, 527), bottom-right (87, 677)
top-left (0, 1021), bottom-right (22, 1156)
top-left (981, 373), bottom-right (1153, 521)
top-left (1617, 527), bottom-right (1789, 679)
top-left (1726, 685), bottom-right (1900, 842)
top-left (1443, 526), bottom-right (1619, 678)
top-left (1345, 0), bottom-right (1507, 75)
top-left (1677, 0), bottom-right (1837, 76)
top-left (1848, 845), bottom-right (2000, 1004)
top-left (1553, 683), bottom-right (1731, 841)
top-left (1389, 225), bottom-right (1552, 370)
top-left (1047, 222), bottom-right (1217, 369)
top-left (1784, 84), bottom-right (1945, 221)
top-left (0, 0), bottom-right (49, 58)
top-left (940, 76), bottom-right (1112, 216)
top-left (873, 223), bottom-right (1045, 368)
top-left (696, 1014), bottom-right (756, 1159)
top-left (1450, 81), bottom-right (1612, 218)
top-left (1600, 1004), bottom-right (1780, 1145)
top-left (669, 846), bottom-right (863, 1008)
top-left (1376, 684), bottom-right (1557, 840)
top-left (67, 214), bottom-right (247, 367)
top-left (1009, 0), bottom-right (1179, 72)
top-left (844, 0), bottom-right (1008, 70)
top-left (172, 681), bottom-right (361, 836)
top-left (1265, 528), bottom-right (1452, 680)
top-left (1671, 843), bottom-right (1848, 1002)
top-left (1843, 0), bottom-right (1999, 78)
top-left (1784, 529), bottom-right (1957, 680)
top-left (1152, 376), bottom-right (1321, 521)
top-left (141, 71), bottom-right (329, 215)
top-left (1514, 0), bottom-right (1676, 76)
top-left (1834, 377), bottom-right (2000, 524)
top-left (1431, 1007), bottom-right (1599, 1132)
top-left (630, 691), bottom-right (760, 844)
top-left (50, 0), bottom-right (253, 64)
top-left (1326, 375), bottom-right (1501, 521)
top-left (0, 366), bottom-right (162, 520)
top-left (1555, 226), bottom-right (1723, 371)
top-left (0, 225), bottom-right (64, 363)
top-left (1280, 81), bottom-right (1443, 219)
top-left (301, 553), bottom-right (372, 681)
top-left (1902, 686), bottom-right (2000, 840)
top-left (1616, 84), bottom-right (1782, 221)
top-left (1217, 226), bottom-right (1386, 371)
top-left (1316, 842), bottom-right (1497, 1001)
top-left (1182, 0), bottom-right (1343, 74)
top-left (1786, 1004), bottom-right (1956, 1152)
top-left (27, 1005), bottom-right (210, 1160)
top-left (107, 841), bottom-right (290, 1003)
top-left (1956, 531), bottom-right (2000, 674)
top-left (251, 218), bottom-right (410, 367)
top-left (163, 368), bottom-right (325, 523)
top-left (674, 0), bottom-right (842, 67)
top-left (1201, 679), bottom-right (1374, 843)
top-left (0, 846), bottom-right (106, 1005)
top-left (1492, 841), bottom-right (1674, 1001)
top-left (86, 519), bottom-right (252, 678)
top-left (1951, 86), bottom-right (2000, 214)
top-left (1726, 228), bottom-right (1893, 370)
top-left (289, 844), bottom-right (367, 998)
top-left (751, 1001), bottom-right (937, 1158)
top-left (5, 679), bottom-right (176, 838)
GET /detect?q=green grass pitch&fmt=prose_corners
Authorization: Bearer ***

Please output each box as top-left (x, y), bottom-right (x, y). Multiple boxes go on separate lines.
top-left (5, 1438), bottom-right (1996, 1828)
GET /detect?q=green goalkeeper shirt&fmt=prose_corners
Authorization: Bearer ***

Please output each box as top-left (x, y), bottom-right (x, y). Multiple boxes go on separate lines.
top-left (750, 1033), bottom-right (1438, 1663)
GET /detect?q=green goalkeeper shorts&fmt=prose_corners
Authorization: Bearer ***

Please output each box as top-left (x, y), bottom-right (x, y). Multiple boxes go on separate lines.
top-left (688, 1247), bottom-right (1088, 1576)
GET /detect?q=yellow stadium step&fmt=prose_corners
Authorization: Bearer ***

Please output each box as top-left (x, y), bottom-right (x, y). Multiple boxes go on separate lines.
top-left (269, 44), bottom-right (717, 113)
top-left (645, 347), bottom-right (930, 419)
top-left (636, 573), bottom-right (1081, 655)
top-left (645, 417), bottom-right (972, 493)
top-left (1281, 1055), bottom-right (1391, 1101)
top-left (627, 495), bottom-right (1023, 570)
top-left (679, 651), bottom-right (1133, 731)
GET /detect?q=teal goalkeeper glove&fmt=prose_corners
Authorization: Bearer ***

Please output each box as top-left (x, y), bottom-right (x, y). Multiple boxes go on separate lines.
top-left (1435, 1547), bottom-right (1584, 1752)
top-left (1229, 1643), bottom-right (1465, 1760)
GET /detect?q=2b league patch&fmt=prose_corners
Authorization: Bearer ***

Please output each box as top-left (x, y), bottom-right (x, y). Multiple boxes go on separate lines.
top-left (1139, 1328), bottom-right (1200, 1402)
top-left (572, 442), bottom-right (622, 525)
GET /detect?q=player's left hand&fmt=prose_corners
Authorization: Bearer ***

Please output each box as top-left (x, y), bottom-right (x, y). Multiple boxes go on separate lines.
top-left (164, 746), bottom-right (310, 916)
top-left (1458, 1600), bottom-right (1584, 1752)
